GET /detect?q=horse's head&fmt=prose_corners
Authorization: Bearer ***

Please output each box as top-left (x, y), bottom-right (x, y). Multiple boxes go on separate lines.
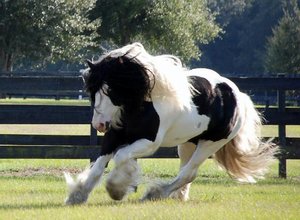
top-left (91, 88), bottom-right (117, 132)
top-left (82, 43), bottom-right (154, 132)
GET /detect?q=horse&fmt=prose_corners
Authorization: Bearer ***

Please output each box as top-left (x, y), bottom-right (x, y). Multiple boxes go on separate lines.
top-left (64, 42), bottom-right (278, 205)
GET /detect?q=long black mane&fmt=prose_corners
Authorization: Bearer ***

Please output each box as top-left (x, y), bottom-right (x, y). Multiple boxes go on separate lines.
top-left (84, 55), bottom-right (154, 111)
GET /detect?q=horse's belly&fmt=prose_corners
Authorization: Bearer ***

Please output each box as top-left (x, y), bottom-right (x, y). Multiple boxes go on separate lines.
top-left (161, 114), bottom-right (210, 147)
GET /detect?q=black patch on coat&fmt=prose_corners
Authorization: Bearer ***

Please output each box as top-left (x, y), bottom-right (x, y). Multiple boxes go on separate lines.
top-left (188, 76), bottom-right (237, 143)
top-left (99, 101), bottom-right (160, 156)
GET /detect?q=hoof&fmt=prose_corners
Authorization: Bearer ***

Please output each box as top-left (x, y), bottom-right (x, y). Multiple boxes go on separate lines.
top-left (65, 188), bottom-right (88, 205)
top-left (106, 181), bottom-right (138, 201)
top-left (64, 172), bottom-right (89, 205)
top-left (142, 184), bottom-right (166, 201)
top-left (106, 180), bottom-right (127, 201)
top-left (105, 159), bottom-right (140, 201)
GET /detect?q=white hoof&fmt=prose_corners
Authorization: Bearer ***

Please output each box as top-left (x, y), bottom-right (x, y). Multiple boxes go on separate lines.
top-left (64, 172), bottom-right (89, 205)
top-left (169, 183), bottom-right (191, 201)
top-left (65, 187), bottom-right (89, 205)
top-left (106, 159), bottom-right (140, 201)
top-left (142, 183), bottom-right (167, 201)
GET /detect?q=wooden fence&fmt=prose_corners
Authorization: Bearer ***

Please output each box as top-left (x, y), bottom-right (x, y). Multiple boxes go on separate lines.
top-left (0, 75), bottom-right (299, 177)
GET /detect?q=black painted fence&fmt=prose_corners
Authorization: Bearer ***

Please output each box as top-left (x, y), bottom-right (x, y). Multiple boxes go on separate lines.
top-left (0, 74), bottom-right (300, 177)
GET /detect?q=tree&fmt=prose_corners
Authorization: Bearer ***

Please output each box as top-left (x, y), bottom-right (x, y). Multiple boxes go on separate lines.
top-left (90, 0), bottom-right (221, 62)
top-left (207, 0), bottom-right (254, 26)
top-left (197, 0), bottom-right (284, 75)
top-left (265, 0), bottom-right (300, 74)
top-left (0, 0), bottom-right (100, 72)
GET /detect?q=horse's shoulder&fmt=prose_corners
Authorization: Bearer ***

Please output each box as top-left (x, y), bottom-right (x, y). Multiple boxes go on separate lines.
top-left (121, 101), bottom-right (160, 143)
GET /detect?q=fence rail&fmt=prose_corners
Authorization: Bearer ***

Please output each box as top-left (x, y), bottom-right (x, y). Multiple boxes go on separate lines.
top-left (1, 104), bottom-right (300, 125)
top-left (1, 75), bottom-right (300, 177)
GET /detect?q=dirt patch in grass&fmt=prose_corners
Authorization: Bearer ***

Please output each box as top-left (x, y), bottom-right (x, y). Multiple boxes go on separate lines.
top-left (0, 167), bottom-right (83, 177)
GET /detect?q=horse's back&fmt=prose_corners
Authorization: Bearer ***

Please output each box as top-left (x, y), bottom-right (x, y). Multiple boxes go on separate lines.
top-left (186, 68), bottom-right (240, 93)
top-left (158, 68), bottom-right (243, 146)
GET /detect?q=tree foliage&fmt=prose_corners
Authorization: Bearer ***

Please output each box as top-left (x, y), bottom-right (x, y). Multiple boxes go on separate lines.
top-left (198, 0), bottom-right (284, 75)
top-left (91, 0), bottom-right (221, 62)
top-left (0, 0), bottom-right (99, 71)
top-left (3, 0), bottom-right (298, 74)
top-left (264, 0), bottom-right (300, 74)
top-left (207, 0), bottom-right (253, 26)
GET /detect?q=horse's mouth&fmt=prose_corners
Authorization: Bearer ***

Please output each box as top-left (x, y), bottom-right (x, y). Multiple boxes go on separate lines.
top-left (95, 121), bottom-right (111, 133)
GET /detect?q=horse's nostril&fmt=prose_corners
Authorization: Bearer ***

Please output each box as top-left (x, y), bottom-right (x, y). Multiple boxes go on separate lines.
top-left (95, 122), bottom-right (107, 132)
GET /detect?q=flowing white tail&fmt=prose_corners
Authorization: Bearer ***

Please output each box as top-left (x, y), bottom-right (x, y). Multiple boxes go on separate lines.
top-left (214, 93), bottom-right (279, 183)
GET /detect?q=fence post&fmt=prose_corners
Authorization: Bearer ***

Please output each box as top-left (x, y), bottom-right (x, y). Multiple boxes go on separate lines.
top-left (277, 74), bottom-right (287, 178)
top-left (89, 103), bottom-right (98, 162)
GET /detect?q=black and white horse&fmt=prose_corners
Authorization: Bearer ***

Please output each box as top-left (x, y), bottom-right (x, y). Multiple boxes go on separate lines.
top-left (65, 43), bottom-right (277, 204)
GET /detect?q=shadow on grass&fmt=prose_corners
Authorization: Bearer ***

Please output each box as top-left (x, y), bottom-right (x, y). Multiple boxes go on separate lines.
top-left (1, 172), bottom-right (297, 186)
top-left (157, 174), bottom-right (300, 186)
top-left (0, 201), bottom-right (124, 211)
top-left (87, 199), bottom-right (142, 208)
top-left (0, 202), bottom-right (64, 211)
top-left (0, 199), bottom-right (144, 211)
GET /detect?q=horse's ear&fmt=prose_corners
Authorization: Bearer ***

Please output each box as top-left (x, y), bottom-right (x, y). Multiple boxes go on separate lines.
top-left (81, 68), bottom-right (90, 84)
top-left (118, 56), bottom-right (124, 64)
top-left (86, 59), bottom-right (96, 70)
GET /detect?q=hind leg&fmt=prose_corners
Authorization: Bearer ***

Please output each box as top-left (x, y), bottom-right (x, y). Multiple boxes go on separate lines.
top-left (170, 142), bottom-right (196, 201)
top-left (142, 139), bottom-right (229, 201)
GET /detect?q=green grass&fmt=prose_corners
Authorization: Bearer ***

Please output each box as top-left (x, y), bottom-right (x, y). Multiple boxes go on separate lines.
top-left (1, 124), bottom-right (299, 137)
top-left (0, 98), bottom-right (89, 106)
top-left (0, 159), bottom-right (299, 220)
top-left (1, 98), bottom-right (299, 219)
top-left (262, 125), bottom-right (300, 137)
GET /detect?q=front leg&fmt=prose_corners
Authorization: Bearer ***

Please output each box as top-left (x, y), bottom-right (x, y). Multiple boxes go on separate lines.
top-left (65, 154), bottom-right (112, 205)
top-left (105, 138), bottom-right (161, 201)
top-left (113, 137), bottom-right (162, 167)
top-left (106, 158), bottom-right (141, 200)
top-left (65, 128), bottom-right (123, 205)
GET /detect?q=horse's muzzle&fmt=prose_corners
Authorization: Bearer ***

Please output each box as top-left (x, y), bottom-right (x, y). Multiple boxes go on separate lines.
top-left (94, 121), bottom-right (110, 132)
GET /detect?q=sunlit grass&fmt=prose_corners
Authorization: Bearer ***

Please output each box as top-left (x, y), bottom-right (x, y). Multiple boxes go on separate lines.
top-left (0, 124), bottom-right (92, 135)
top-left (1, 124), bottom-right (299, 138)
top-left (0, 159), bottom-right (299, 220)
top-left (262, 125), bottom-right (300, 137)
top-left (0, 98), bottom-right (299, 219)
top-left (0, 98), bottom-right (89, 106)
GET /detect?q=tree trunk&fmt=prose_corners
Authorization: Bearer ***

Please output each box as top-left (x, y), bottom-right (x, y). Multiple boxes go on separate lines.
top-left (120, 32), bottom-right (130, 46)
top-left (118, 12), bottom-right (130, 45)
top-left (0, 49), bottom-right (13, 73)
top-left (0, 49), bottom-right (6, 72)
top-left (0, 49), bottom-right (9, 98)
top-left (6, 53), bottom-right (13, 72)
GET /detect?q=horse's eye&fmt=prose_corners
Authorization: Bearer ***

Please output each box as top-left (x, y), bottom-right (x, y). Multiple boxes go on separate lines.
top-left (102, 88), bottom-right (108, 96)
top-left (107, 87), bottom-right (112, 94)
top-left (103, 87), bottom-right (113, 96)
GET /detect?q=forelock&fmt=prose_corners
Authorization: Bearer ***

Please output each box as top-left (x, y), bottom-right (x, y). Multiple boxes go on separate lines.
top-left (83, 43), bottom-right (153, 106)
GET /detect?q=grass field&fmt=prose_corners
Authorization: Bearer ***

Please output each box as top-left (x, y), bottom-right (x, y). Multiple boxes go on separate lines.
top-left (1, 98), bottom-right (300, 219)
top-left (0, 98), bottom-right (90, 106)
top-left (0, 159), bottom-right (299, 220)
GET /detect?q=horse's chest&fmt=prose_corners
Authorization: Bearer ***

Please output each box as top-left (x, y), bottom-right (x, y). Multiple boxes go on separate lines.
top-left (122, 102), bottom-right (160, 143)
